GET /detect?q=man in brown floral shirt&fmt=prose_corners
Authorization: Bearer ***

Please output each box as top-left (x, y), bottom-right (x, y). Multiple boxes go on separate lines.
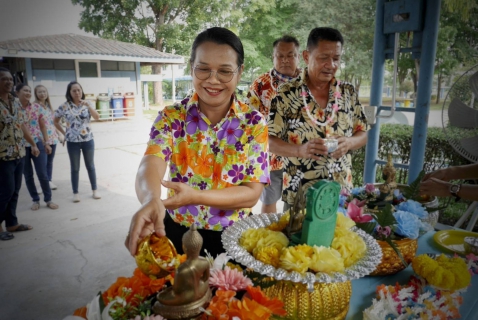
top-left (0, 67), bottom-right (39, 240)
top-left (268, 28), bottom-right (370, 209)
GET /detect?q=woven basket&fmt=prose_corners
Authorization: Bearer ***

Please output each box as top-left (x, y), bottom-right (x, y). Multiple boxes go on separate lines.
top-left (370, 238), bottom-right (418, 276)
top-left (262, 280), bottom-right (351, 320)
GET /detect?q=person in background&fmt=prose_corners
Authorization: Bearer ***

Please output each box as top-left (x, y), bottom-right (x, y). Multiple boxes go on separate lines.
top-left (54, 81), bottom-right (101, 203)
top-left (420, 163), bottom-right (478, 202)
top-left (268, 27), bottom-right (369, 210)
top-left (0, 68), bottom-right (39, 240)
top-left (16, 83), bottom-right (58, 210)
top-left (125, 27), bottom-right (270, 257)
top-left (34, 85), bottom-right (62, 191)
top-left (247, 35), bottom-right (301, 213)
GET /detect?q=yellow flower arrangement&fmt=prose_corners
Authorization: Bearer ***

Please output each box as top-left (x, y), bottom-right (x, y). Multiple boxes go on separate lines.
top-left (240, 228), bottom-right (289, 252)
top-left (253, 246), bottom-right (281, 267)
top-left (309, 246), bottom-right (345, 273)
top-left (279, 245), bottom-right (313, 274)
top-left (267, 212), bottom-right (290, 231)
top-left (331, 227), bottom-right (367, 267)
top-left (412, 254), bottom-right (471, 290)
top-left (239, 213), bottom-right (367, 275)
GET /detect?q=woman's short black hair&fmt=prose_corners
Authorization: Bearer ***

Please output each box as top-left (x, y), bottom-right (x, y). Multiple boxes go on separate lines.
top-left (15, 83), bottom-right (29, 92)
top-left (306, 27), bottom-right (344, 51)
top-left (65, 81), bottom-right (85, 102)
top-left (189, 27), bottom-right (244, 67)
top-left (0, 67), bottom-right (11, 74)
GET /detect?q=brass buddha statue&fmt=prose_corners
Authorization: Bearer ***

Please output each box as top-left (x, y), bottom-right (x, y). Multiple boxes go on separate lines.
top-left (379, 153), bottom-right (397, 199)
top-left (153, 225), bottom-right (212, 319)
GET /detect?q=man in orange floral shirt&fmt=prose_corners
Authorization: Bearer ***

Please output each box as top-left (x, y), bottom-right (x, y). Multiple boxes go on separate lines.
top-left (247, 35), bottom-right (301, 214)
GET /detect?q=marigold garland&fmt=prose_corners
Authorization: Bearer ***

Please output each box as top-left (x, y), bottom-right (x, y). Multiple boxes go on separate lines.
top-left (412, 254), bottom-right (471, 290)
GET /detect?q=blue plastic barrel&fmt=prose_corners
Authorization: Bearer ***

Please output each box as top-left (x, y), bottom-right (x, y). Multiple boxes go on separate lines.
top-left (110, 94), bottom-right (124, 118)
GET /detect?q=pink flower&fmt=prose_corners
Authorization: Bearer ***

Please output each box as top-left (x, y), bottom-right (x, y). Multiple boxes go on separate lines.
top-left (337, 80), bottom-right (341, 86)
top-left (349, 198), bottom-right (367, 208)
top-left (301, 91), bottom-right (308, 97)
top-left (466, 253), bottom-right (477, 262)
top-left (376, 226), bottom-right (391, 238)
top-left (333, 91), bottom-right (342, 99)
top-left (347, 201), bottom-right (373, 223)
top-left (209, 266), bottom-right (253, 291)
top-left (332, 104), bottom-right (339, 112)
top-left (365, 183), bottom-right (376, 194)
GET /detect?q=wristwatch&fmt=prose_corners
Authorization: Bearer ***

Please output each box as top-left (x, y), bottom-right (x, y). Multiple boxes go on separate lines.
top-left (449, 183), bottom-right (461, 202)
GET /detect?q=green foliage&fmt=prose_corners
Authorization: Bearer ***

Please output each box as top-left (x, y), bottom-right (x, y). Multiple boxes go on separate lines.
top-left (402, 170), bottom-right (425, 201)
top-left (245, 270), bottom-right (278, 289)
top-left (351, 124), bottom-right (471, 187)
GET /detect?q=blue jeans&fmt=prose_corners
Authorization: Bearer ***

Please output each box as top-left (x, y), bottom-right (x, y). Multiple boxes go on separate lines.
top-left (24, 141), bottom-right (52, 203)
top-left (67, 140), bottom-right (97, 194)
top-left (0, 158), bottom-right (24, 228)
top-left (46, 144), bottom-right (57, 181)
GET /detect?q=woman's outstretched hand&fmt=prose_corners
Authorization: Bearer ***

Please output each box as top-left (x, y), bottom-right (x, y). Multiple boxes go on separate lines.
top-left (125, 197), bottom-right (167, 256)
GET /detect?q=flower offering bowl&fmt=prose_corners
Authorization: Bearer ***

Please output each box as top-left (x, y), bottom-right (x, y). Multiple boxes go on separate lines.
top-left (464, 236), bottom-right (478, 255)
top-left (370, 238), bottom-right (418, 276)
top-left (262, 280), bottom-right (351, 320)
top-left (135, 233), bottom-right (178, 278)
top-left (324, 138), bottom-right (338, 153)
top-left (222, 212), bottom-right (382, 320)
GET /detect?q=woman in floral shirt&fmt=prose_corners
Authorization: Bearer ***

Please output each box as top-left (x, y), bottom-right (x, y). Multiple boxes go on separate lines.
top-left (54, 81), bottom-right (101, 203)
top-left (34, 85), bottom-right (61, 190)
top-left (126, 27), bottom-right (270, 257)
top-left (16, 83), bottom-right (58, 210)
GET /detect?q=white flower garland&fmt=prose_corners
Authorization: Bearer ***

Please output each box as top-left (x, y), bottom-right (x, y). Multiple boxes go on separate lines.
top-left (301, 80), bottom-right (341, 127)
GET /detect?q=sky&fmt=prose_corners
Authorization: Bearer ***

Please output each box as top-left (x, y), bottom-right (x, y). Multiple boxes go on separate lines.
top-left (0, 0), bottom-right (92, 41)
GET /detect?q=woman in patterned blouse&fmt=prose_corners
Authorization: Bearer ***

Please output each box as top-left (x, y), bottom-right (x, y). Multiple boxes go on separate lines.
top-left (16, 83), bottom-right (59, 210)
top-left (34, 85), bottom-right (61, 191)
top-left (54, 81), bottom-right (101, 203)
top-left (126, 27), bottom-right (270, 257)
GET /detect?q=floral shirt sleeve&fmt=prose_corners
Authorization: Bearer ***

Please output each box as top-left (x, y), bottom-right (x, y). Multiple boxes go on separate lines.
top-left (22, 103), bottom-right (43, 147)
top-left (38, 104), bottom-right (59, 145)
top-left (145, 92), bottom-right (270, 231)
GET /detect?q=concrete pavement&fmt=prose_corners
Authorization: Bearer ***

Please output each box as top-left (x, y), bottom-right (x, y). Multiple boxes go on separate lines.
top-left (0, 115), bottom-right (275, 319)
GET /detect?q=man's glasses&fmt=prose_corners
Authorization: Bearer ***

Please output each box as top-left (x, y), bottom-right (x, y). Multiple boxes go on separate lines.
top-left (193, 65), bottom-right (241, 83)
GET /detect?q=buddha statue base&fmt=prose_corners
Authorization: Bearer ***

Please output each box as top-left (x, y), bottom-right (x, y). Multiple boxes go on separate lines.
top-left (153, 287), bottom-right (212, 319)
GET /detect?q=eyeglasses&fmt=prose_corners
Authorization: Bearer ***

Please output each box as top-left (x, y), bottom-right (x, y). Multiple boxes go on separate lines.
top-left (193, 65), bottom-right (241, 83)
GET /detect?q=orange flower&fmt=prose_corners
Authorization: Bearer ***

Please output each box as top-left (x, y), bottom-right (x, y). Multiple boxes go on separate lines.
top-left (228, 297), bottom-right (271, 320)
top-left (212, 162), bottom-right (224, 189)
top-left (255, 127), bottom-right (268, 144)
top-left (288, 132), bottom-right (300, 145)
top-left (193, 145), bottom-right (214, 177)
top-left (144, 144), bottom-right (162, 156)
top-left (175, 213), bottom-right (185, 222)
top-left (171, 141), bottom-right (195, 176)
top-left (186, 215), bottom-right (195, 224)
top-left (238, 153), bottom-right (247, 163)
top-left (187, 135), bottom-right (194, 144)
top-left (73, 306), bottom-right (87, 319)
top-left (246, 286), bottom-right (287, 316)
top-left (196, 132), bottom-right (205, 142)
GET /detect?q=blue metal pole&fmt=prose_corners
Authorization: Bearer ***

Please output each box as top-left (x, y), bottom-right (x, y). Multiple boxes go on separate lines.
top-left (364, 0), bottom-right (386, 183)
top-left (408, 0), bottom-right (441, 183)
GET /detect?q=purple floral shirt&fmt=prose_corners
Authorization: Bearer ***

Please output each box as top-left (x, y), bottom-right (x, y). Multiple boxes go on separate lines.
top-left (145, 92), bottom-right (270, 231)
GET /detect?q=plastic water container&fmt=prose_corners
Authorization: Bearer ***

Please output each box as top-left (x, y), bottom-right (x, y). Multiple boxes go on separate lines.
top-left (85, 94), bottom-right (96, 108)
top-left (97, 93), bottom-right (110, 119)
top-left (111, 93), bottom-right (124, 118)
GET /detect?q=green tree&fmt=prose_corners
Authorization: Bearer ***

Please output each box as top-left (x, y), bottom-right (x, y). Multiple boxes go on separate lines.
top-left (72, 0), bottom-right (236, 106)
